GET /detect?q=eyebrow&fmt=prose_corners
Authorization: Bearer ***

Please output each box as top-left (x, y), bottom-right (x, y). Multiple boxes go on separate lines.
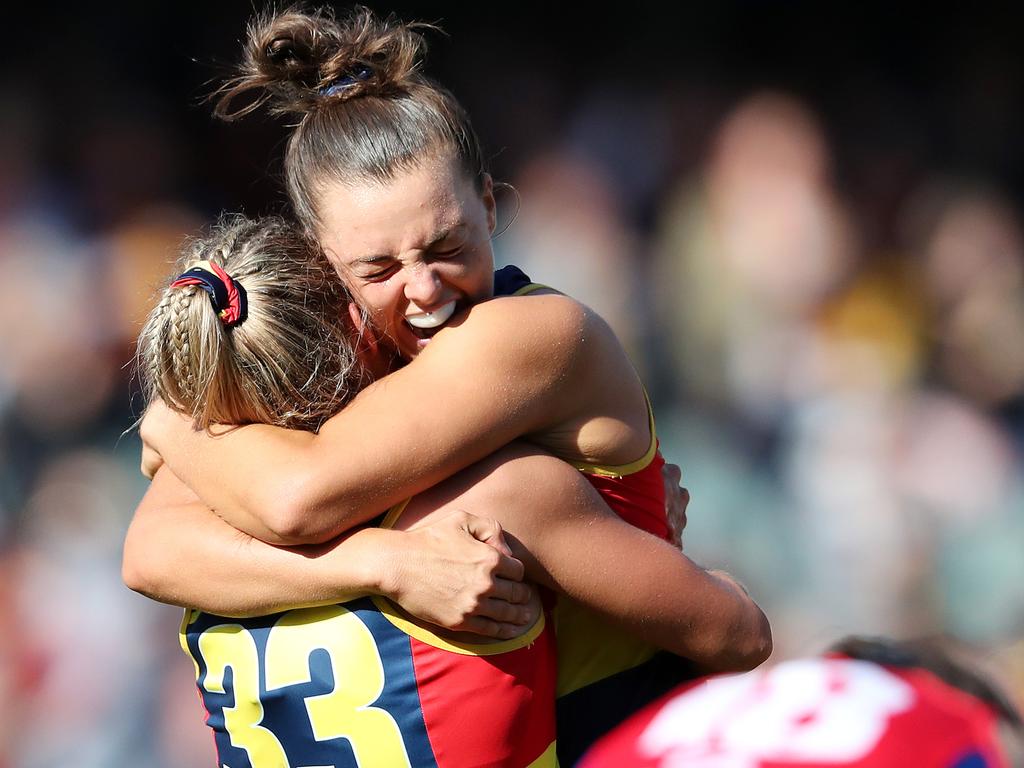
top-left (348, 224), bottom-right (467, 266)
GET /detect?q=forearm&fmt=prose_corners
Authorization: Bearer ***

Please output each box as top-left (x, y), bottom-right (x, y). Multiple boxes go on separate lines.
top-left (144, 416), bottom-right (354, 545)
top-left (140, 296), bottom-right (591, 545)
top-left (496, 453), bottom-right (771, 671)
top-left (540, 530), bottom-right (771, 671)
top-left (124, 468), bottom-right (533, 635)
top-left (122, 470), bottom-right (396, 615)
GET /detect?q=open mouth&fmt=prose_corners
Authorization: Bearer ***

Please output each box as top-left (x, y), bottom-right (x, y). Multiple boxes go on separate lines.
top-left (404, 300), bottom-right (457, 340)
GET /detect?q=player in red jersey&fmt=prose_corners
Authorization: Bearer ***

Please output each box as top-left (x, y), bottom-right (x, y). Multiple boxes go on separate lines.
top-left (129, 215), bottom-right (767, 767)
top-left (129, 6), bottom-right (771, 761)
top-left (579, 636), bottom-right (1023, 768)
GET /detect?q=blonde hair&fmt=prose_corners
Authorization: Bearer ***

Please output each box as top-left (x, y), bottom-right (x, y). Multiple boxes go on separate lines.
top-left (138, 214), bottom-right (364, 431)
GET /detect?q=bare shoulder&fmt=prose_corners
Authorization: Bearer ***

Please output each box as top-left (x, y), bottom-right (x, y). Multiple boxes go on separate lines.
top-left (456, 293), bottom-right (594, 346)
top-left (427, 293), bottom-right (617, 373)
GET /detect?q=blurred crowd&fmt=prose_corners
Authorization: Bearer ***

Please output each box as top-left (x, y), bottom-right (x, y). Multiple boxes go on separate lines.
top-left (1, 4), bottom-right (1022, 765)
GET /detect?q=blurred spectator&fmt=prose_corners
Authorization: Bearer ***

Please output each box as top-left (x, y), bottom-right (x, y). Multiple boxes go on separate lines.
top-left (2, 6), bottom-right (1024, 763)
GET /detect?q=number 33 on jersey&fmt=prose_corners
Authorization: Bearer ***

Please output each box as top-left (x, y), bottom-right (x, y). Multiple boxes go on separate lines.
top-left (180, 598), bottom-right (558, 768)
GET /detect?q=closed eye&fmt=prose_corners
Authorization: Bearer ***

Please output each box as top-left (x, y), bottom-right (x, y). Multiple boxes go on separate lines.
top-left (361, 264), bottom-right (400, 282)
top-left (430, 246), bottom-right (463, 261)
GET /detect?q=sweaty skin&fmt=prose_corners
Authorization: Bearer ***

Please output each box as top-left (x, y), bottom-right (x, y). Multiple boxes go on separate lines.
top-left (124, 443), bottom-right (771, 671)
top-left (141, 293), bottom-right (652, 546)
top-left (135, 155), bottom-right (763, 648)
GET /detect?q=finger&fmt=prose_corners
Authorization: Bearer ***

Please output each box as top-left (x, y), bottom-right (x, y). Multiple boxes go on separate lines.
top-left (664, 462), bottom-right (682, 485)
top-left (456, 616), bottom-right (508, 639)
top-left (491, 552), bottom-right (525, 582)
top-left (474, 597), bottom-right (536, 625)
top-left (488, 577), bottom-right (533, 606)
top-left (463, 515), bottom-right (514, 558)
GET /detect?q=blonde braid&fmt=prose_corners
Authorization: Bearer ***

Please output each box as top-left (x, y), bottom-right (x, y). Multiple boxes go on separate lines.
top-left (137, 213), bottom-right (365, 432)
top-left (167, 287), bottom-right (198, 403)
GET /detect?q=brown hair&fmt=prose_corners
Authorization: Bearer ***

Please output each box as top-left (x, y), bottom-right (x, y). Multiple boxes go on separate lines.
top-left (137, 214), bottom-right (364, 431)
top-left (213, 5), bottom-right (488, 237)
top-left (830, 635), bottom-right (1023, 731)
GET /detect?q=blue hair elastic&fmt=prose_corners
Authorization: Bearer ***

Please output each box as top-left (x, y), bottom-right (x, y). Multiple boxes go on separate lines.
top-left (320, 67), bottom-right (372, 97)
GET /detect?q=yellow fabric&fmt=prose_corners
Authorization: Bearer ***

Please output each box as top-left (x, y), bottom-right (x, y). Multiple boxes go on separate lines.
top-left (512, 283), bottom-right (551, 297)
top-left (525, 741), bottom-right (559, 768)
top-left (552, 600), bottom-right (660, 698)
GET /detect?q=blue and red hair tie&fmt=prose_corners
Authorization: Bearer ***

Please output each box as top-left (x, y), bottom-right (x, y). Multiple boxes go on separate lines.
top-left (170, 260), bottom-right (248, 327)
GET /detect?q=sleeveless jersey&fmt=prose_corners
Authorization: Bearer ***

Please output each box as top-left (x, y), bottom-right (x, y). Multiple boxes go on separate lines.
top-left (578, 657), bottom-right (1010, 768)
top-left (507, 271), bottom-right (703, 765)
top-left (179, 505), bottom-right (557, 768)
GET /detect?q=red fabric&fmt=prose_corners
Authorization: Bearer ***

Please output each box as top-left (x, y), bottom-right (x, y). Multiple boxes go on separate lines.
top-left (208, 261), bottom-right (244, 325)
top-left (579, 658), bottom-right (1008, 768)
top-left (583, 449), bottom-right (670, 540)
top-left (410, 619), bottom-right (558, 767)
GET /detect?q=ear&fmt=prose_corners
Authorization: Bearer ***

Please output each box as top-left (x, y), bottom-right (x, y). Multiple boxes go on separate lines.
top-left (481, 173), bottom-right (497, 234)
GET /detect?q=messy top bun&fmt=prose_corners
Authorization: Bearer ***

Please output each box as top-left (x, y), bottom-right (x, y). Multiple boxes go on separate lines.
top-left (214, 6), bottom-right (487, 237)
top-left (214, 5), bottom-right (428, 118)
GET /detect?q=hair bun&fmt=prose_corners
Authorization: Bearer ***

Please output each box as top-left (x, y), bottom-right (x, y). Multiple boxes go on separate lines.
top-left (214, 5), bottom-right (433, 120)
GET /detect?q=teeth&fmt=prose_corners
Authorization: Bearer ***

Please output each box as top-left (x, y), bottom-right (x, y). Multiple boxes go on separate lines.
top-left (406, 301), bottom-right (456, 329)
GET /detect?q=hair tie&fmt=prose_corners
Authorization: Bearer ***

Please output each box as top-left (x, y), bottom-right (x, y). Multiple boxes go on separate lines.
top-left (320, 67), bottom-right (372, 97)
top-left (170, 260), bottom-right (248, 327)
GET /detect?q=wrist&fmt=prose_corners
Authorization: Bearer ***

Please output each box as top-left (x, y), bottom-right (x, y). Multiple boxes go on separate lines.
top-left (351, 527), bottom-right (405, 600)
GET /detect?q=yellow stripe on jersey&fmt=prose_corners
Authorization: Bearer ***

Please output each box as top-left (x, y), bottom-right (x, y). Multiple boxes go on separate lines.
top-left (525, 740), bottom-right (559, 768)
top-left (370, 594), bottom-right (546, 656)
top-left (512, 283), bottom-right (551, 296)
top-left (180, 609), bottom-right (202, 680)
top-left (567, 389), bottom-right (659, 478)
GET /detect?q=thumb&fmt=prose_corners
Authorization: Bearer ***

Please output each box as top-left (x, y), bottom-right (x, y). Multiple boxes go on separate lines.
top-left (461, 512), bottom-right (514, 557)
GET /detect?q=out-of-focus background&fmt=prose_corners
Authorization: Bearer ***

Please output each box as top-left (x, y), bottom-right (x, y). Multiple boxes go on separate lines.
top-left (2, 2), bottom-right (1023, 764)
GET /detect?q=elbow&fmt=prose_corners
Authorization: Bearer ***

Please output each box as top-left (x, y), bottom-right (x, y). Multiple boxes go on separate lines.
top-left (261, 499), bottom-right (337, 546)
top-left (240, 466), bottom-right (341, 545)
top-left (259, 487), bottom-right (344, 546)
top-left (736, 605), bottom-right (773, 670)
top-left (121, 532), bottom-right (159, 598)
top-left (706, 603), bottom-right (773, 673)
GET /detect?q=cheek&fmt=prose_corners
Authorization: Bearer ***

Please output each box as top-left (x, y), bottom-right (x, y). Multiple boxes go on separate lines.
top-left (463, 245), bottom-right (496, 294)
top-left (349, 283), bottom-right (400, 323)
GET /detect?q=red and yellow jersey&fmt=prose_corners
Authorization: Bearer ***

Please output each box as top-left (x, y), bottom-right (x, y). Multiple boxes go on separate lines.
top-left (554, 433), bottom-right (702, 765)
top-left (579, 657), bottom-right (1010, 768)
top-left (179, 503), bottom-right (557, 768)
top-left (506, 267), bottom-right (703, 765)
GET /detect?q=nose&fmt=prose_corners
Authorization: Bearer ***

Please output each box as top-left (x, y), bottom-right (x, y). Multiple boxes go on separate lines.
top-left (403, 263), bottom-right (444, 308)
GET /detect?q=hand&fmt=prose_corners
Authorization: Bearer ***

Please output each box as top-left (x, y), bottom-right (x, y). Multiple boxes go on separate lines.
top-left (387, 510), bottom-right (538, 639)
top-left (663, 462), bottom-right (690, 550)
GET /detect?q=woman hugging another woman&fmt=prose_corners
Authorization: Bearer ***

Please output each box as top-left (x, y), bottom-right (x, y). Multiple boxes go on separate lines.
top-left (126, 7), bottom-right (771, 767)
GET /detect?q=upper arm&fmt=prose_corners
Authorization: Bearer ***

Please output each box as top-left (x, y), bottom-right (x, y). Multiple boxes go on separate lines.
top-left (165, 295), bottom-right (593, 543)
top-left (146, 293), bottom-right (637, 545)
top-left (413, 445), bottom-right (770, 669)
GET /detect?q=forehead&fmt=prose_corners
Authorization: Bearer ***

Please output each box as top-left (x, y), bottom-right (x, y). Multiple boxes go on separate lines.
top-left (317, 156), bottom-right (472, 264)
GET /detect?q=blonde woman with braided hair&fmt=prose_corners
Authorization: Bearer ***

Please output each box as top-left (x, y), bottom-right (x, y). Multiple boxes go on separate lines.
top-left (132, 213), bottom-right (760, 766)
top-left (126, 6), bottom-right (771, 764)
